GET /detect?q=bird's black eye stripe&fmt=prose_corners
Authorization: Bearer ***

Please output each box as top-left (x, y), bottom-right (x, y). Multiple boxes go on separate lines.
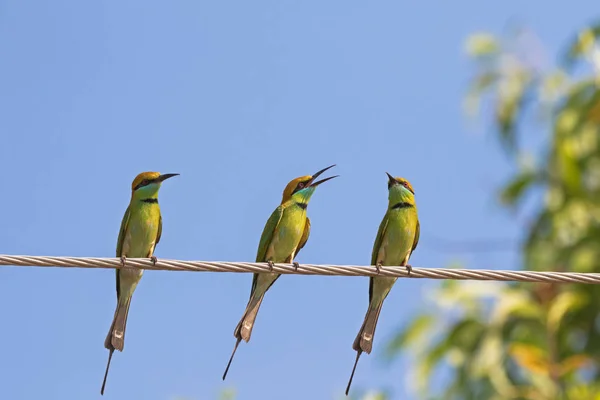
top-left (293, 180), bottom-right (309, 194)
top-left (134, 179), bottom-right (154, 191)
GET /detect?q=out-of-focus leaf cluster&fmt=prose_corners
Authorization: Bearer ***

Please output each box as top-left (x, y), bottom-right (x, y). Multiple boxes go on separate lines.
top-left (389, 23), bottom-right (600, 399)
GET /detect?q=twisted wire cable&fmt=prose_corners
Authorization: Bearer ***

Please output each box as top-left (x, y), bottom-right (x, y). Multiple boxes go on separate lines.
top-left (0, 254), bottom-right (599, 284)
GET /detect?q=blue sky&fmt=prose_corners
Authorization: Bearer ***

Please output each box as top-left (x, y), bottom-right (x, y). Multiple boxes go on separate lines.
top-left (0, 1), bottom-right (594, 399)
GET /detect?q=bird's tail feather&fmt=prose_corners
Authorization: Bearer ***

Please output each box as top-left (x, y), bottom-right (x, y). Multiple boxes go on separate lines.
top-left (346, 301), bottom-right (383, 395)
top-left (104, 297), bottom-right (132, 352)
top-left (222, 292), bottom-right (266, 380)
top-left (345, 350), bottom-right (362, 396)
top-left (100, 348), bottom-right (114, 395)
top-left (234, 292), bottom-right (266, 343)
top-left (101, 297), bottom-right (132, 394)
top-left (222, 337), bottom-right (241, 380)
top-left (352, 300), bottom-right (384, 354)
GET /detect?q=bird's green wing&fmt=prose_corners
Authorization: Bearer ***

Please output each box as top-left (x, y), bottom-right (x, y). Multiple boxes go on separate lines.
top-left (156, 214), bottom-right (163, 246)
top-left (251, 205), bottom-right (285, 296)
top-left (412, 219), bottom-right (420, 252)
top-left (255, 205), bottom-right (285, 262)
top-left (295, 217), bottom-right (311, 257)
top-left (115, 205), bottom-right (131, 299)
top-left (370, 212), bottom-right (389, 266)
top-left (116, 205), bottom-right (131, 258)
top-left (369, 212), bottom-right (389, 303)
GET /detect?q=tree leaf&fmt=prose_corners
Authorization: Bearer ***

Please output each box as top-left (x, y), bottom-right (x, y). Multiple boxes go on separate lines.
top-left (508, 343), bottom-right (549, 374)
top-left (547, 291), bottom-right (588, 332)
top-left (385, 314), bottom-right (435, 357)
top-left (561, 22), bottom-right (600, 69)
top-left (465, 33), bottom-right (500, 57)
top-left (500, 171), bottom-right (538, 207)
top-left (558, 354), bottom-right (594, 376)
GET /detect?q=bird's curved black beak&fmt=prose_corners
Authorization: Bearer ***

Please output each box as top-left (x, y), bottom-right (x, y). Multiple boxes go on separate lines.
top-left (386, 172), bottom-right (399, 187)
top-left (308, 164), bottom-right (338, 187)
top-left (157, 173), bottom-right (180, 182)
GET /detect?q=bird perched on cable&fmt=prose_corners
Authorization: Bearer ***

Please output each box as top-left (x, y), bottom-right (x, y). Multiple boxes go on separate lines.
top-left (101, 171), bottom-right (179, 395)
top-left (222, 164), bottom-right (338, 380)
top-left (345, 173), bottom-right (419, 395)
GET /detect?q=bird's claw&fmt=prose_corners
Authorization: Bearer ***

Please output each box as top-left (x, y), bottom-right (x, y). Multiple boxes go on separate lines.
top-left (120, 256), bottom-right (127, 267)
top-left (267, 261), bottom-right (275, 272)
top-left (375, 263), bottom-right (382, 275)
top-left (292, 262), bottom-right (300, 271)
top-left (405, 265), bottom-right (413, 276)
top-left (150, 256), bottom-right (158, 266)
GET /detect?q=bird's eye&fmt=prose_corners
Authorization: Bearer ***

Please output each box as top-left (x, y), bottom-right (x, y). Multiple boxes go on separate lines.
top-left (298, 182), bottom-right (305, 188)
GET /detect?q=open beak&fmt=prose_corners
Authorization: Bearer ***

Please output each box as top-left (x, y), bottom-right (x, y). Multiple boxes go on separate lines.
top-left (157, 173), bottom-right (180, 182)
top-left (308, 164), bottom-right (338, 187)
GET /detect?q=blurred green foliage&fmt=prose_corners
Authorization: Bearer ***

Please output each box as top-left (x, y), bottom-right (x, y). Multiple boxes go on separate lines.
top-left (390, 22), bottom-right (600, 400)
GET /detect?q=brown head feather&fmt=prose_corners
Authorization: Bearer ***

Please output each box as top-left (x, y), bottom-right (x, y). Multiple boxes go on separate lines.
top-left (394, 177), bottom-right (415, 194)
top-left (281, 175), bottom-right (312, 204)
top-left (131, 171), bottom-right (161, 192)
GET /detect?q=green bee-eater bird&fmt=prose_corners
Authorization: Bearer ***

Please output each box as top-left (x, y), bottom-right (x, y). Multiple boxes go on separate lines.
top-left (100, 171), bottom-right (179, 395)
top-left (345, 173), bottom-right (419, 395)
top-left (222, 164), bottom-right (338, 380)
